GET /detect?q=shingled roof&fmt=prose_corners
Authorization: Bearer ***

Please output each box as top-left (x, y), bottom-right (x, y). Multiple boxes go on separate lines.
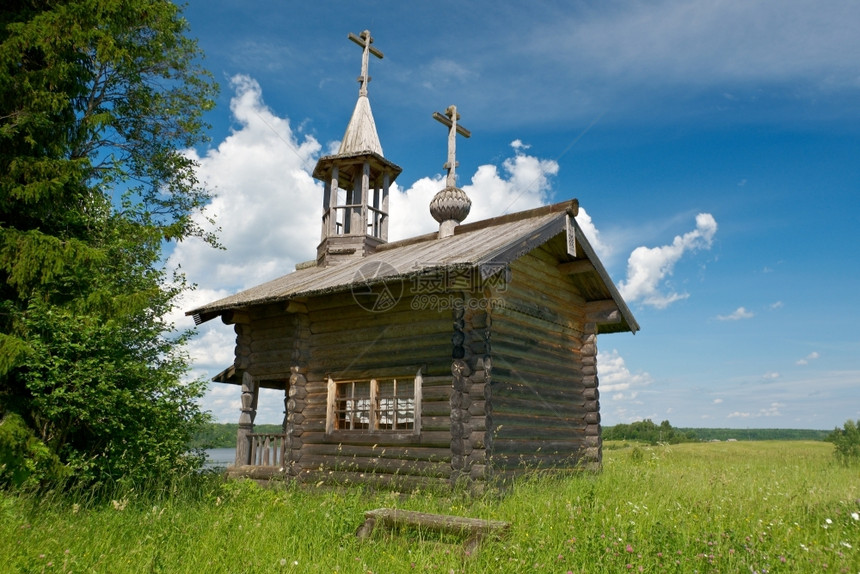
top-left (187, 199), bottom-right (638, 334)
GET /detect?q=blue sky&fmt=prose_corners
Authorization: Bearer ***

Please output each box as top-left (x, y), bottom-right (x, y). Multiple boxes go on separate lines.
top-left (171, 0), bottom-right (860, 429)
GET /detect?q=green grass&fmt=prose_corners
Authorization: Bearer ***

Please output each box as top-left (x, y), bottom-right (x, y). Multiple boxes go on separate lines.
top-left (1, 441), bottom-right (858, 573)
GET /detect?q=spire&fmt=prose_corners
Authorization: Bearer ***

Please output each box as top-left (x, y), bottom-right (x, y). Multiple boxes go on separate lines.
top-left (311, 30), bottom-right (402, 267)
top-left (429, 105), bottom-right (471, 238)
top-left (338, 30), bottom-right (383, 156)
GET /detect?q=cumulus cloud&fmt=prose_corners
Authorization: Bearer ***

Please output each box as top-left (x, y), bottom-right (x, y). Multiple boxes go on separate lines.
top-left (574, 208), bottom-right (611, 261)
top-left (617, 213), bottom-right (717, 308)
top-left (171, 74), bottom-right (323, 293)
top-left (388, 141), bottom-right (556, 240)
top-left (598, 349), bottom-right (653, 392)
top-left (762, 371), bottom-right (780, 381)
top-left (796, 351), bottom-right (820, 366)
top-left (717, 307), bottom-right (754, 321)
top-left (728, 402), bottom-right (784, 419)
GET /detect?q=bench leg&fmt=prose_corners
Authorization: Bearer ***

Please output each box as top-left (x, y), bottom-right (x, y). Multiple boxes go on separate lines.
top-left (463, 532), bottom-right (485, 555)
top-left (355, 516), bottom-right (377, 539)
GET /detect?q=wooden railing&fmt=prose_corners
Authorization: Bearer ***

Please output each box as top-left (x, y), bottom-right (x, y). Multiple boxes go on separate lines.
top-left (248, 433), bottom-right (287, 467)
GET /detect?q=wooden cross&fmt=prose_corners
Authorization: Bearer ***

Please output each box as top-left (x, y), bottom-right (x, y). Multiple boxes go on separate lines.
top-left (433, 105), bottom-right (471, 188)
top-left (348, 30), bottom-right (383, 97)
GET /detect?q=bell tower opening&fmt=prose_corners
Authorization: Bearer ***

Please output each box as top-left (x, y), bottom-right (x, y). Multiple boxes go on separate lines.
top-left (312, 30), bottom-right (402, 266)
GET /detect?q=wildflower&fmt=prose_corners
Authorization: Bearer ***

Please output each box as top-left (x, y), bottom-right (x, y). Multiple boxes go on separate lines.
top-left (840, 541), bottom-right (852, 549)
top-left (626, 544), bottom-right (634, 553)
top-left (852, 512), bottom-right (859, 521)
top-left (279, 559), bottom-right (287, 566)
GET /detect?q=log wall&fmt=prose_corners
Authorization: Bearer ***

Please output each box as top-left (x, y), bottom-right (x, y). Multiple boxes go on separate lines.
top-left (228, 238), bottom-right (605, 486)
top-left (294, 288), bottom-right (457, 486)
top-left (487, 246), bottom-right (594, 472)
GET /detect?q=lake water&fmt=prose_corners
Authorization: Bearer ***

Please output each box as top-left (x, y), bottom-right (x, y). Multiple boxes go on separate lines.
top-left (203, 447), bottom-right (235, 469)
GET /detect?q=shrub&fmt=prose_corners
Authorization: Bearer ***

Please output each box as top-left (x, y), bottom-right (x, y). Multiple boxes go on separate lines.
top-left (826, 419), bottom-right (860, 465)
top-left (0, 412), bottom-right (66, 489)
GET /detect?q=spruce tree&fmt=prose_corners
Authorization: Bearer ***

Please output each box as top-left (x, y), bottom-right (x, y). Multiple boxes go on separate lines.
top-left (0, 0), bottom-right (218, 488)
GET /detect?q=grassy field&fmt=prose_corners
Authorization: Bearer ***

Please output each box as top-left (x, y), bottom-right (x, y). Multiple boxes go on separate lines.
top-left (1, 441), bottom-right (858, 573)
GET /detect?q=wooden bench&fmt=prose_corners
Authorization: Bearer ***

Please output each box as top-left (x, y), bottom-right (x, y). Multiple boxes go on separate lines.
top-left (355, 508), bottom-right (510, 554)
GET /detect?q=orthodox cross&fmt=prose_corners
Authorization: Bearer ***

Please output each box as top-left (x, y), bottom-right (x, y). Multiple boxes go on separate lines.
top-left (432, 105), bottom-right (471, 188)
top-left (348, 30), bottom-right (383, 97)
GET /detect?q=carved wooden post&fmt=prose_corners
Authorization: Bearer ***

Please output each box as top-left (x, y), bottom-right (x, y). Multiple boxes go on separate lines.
top-left (581, 322), bottom-right (601, 470)
top-left (449, 291), bottom-right (491, 487)
top-left (236, 371), bottom-right (258, 466)
top-left (287, 367), bottom-right (308, 476)
top-left (450, 295), bottom-right (469, 484)
top-left (465, 300), bottom-right (491, 484)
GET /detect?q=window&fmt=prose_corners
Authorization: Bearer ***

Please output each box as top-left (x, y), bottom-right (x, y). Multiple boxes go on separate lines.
top-left (326, 371), bottom-right (422, 434)
top-left (334, 380), bottom-right (371, 430)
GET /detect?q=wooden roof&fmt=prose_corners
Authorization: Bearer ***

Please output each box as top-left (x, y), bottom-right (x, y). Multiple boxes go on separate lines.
top-left (187, 199), bottom-right (638, 334)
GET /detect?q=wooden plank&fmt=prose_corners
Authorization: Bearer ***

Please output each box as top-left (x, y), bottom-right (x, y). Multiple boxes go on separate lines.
top-left (490, 393), bottom-right (587, 417)
top-left (298, 455), bottom-right (450, 478)
top-left (357, 508), bottom-right (510, 555)
top-left (490, 413), bottom-right (585, 430)
top-left (490, 452), bottom-right (584, 470)
top-left (493, 424), bottom-right (584, 441)
top-left (490, 367), bottom-right (585, 394)
top-left (362, 508), bottom-right (508, 535)
top-left (299, 469), bottom-right (451, 491)
top-left (309, 317), bottom-right (450, 347)
top-left (301, 443), bottom-right (451, 462)
top-left (557, 259), bottom-right (595, 275)
top-left (491, 438), bottom-right (584, 455)
top-left (301, 430), bottom-right (451, 447)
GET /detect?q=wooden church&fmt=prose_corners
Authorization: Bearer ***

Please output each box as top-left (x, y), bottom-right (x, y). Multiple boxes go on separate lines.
top-left (187, 30), bottom-right (638, 489)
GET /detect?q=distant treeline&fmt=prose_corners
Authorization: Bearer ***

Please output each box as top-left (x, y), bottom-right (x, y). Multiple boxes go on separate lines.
top-left (192, 420), bottom-right (829, 449)
top-left (603, 419), bottom-right (829, 444)
top-left (678, 427), bottom-right (829, 442)
top-left (189, 423), bottom-right (284, 449)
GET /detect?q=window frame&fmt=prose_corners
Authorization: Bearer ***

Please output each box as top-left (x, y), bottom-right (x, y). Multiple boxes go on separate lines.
top-left (325, 370), bottom-right (422, 435)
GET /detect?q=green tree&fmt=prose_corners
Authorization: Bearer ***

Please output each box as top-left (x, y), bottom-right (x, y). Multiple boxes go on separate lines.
top-left (826, 419), bottom-right (860, 466)
top-left (0, 0), bottom-right (218, 488)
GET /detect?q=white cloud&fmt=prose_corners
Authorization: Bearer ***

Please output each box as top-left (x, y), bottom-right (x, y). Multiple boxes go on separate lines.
top-left (796, 351), bottom-right (820, 366)
top-left (717, 307), bottom-right (754, 321)
top-left (728, 402), bottom-right (784, 419)
top-left (713, 398), bottom-right (723, 404)
top-left (598, 349), bottom-right (653, 393)
top-left (388, 141), bottom-right (556, 241)
top-left (770, 301), bottom-right (784, 309)
top-left (172, 75), bottom-right (322, 293)
top-left (762, 371), bottom-right (780, 381)
top-left (617, 213), bottom-right (717, 308)
top-left (574, 208), bottom-right (611, 261)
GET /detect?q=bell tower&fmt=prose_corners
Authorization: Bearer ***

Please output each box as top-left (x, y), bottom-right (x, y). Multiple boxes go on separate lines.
top-left (312, 30), bottom-right (402, 266)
